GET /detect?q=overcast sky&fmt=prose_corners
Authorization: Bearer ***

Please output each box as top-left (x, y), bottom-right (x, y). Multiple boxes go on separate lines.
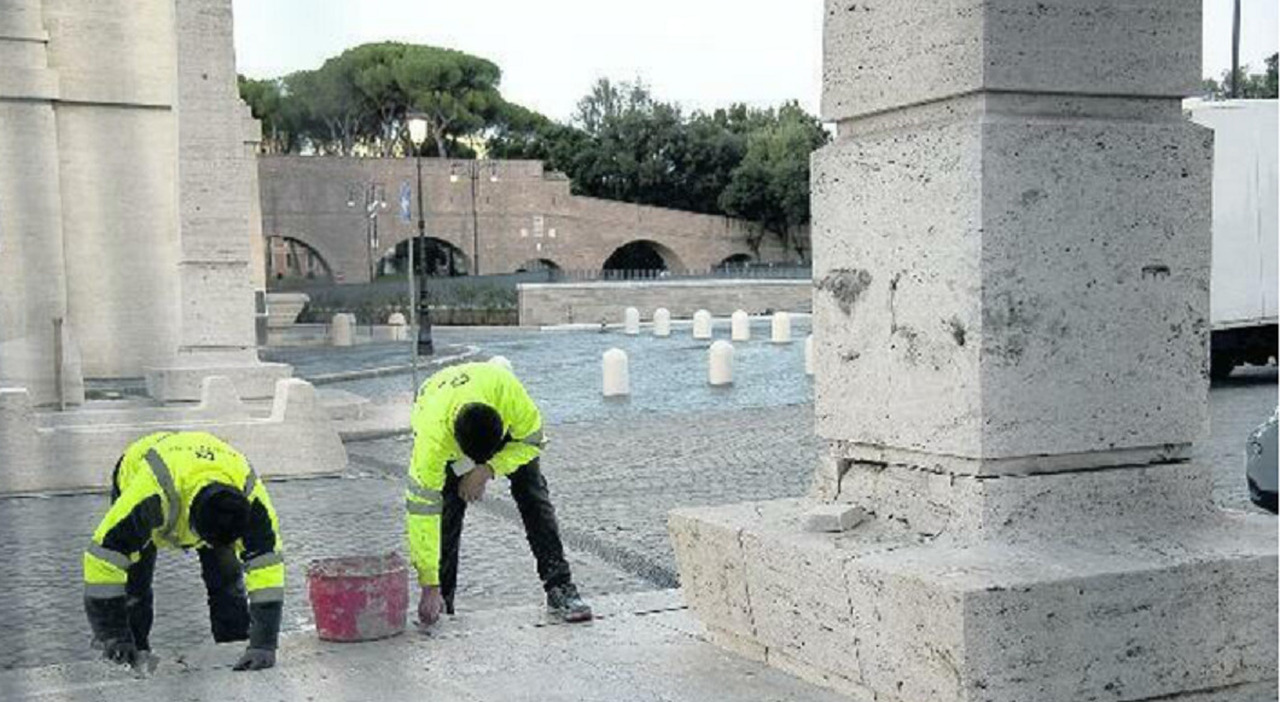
top-left (233, 0), bottom-right (1279, 122)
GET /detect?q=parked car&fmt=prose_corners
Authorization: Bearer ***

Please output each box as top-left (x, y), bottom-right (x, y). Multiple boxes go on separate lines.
top-left (1245, 410), bottom-right (1278, 513)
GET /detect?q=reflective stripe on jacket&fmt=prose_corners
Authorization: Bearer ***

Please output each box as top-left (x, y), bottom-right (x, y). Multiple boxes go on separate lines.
top-left (84, 431), bottom-right (285, 604)
top-left (407, 363), bottom-right (543, 586)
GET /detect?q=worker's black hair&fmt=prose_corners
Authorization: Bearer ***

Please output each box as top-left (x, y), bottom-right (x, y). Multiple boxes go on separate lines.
top-left (190, 484), bottom-right (251, 547)
top-left (454, 403), bottom-right (505, 464)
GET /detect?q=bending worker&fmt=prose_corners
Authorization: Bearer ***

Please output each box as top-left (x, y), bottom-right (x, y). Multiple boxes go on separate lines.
top-left (408, 361), bottom-right (592, 627)
top-left (83, 431), bottom-right (284, 671)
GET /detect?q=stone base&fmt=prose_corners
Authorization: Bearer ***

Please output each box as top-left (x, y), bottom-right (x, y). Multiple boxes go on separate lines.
top-left (669, 498), bottom-right (1278, 702)
top-left (0, 377), bottom-right (345, 494)
top-left (144, 349), bottom-right (291, 401)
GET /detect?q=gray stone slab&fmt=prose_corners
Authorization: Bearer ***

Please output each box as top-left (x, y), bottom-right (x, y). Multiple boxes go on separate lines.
top-left (812, 103), bottom-right (1213, 471)
top-left (670, 498), bottom-right (1279, 702)
top-left (822, 0), bottom-right (1201, 121)
top-left (0, 591), bottom-right (850, 702)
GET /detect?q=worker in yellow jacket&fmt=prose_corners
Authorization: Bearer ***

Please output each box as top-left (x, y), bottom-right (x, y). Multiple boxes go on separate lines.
top-left (407, 361), bottom-right (592, 627)
top-left (83, 431), bottom-right (284, 671)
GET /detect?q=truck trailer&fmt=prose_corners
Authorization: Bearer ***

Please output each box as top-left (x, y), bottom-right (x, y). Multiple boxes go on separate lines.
top-left (1186, 99), bottom-right (1279, 379)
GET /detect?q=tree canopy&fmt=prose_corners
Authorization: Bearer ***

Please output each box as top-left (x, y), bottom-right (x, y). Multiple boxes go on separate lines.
top-left (1201, 53), bottom-right (1279, 100)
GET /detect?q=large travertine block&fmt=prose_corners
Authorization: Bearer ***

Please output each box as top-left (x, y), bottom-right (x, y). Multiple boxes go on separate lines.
top-left (812, 98), bottom-right (1211, 472)
top-left (670, 499), bottom-right (1278, 702)
top-left (822, 0), bottom-right (1201, 121)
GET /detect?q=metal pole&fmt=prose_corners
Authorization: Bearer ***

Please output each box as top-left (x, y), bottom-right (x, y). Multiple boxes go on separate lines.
top-left (471, 162), bottom-right (480, 275)
top-left (1231, 0), bottom-right (1242, 98)
top-left (367, 184), bottom-right (377, 284)
top-left (409, 231), bottom-right (419, 395)
top-left (416, 153), bottom-right (434, 357)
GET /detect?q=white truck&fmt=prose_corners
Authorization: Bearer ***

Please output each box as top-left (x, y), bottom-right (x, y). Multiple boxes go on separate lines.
top-left (1186, 99), bottom-right (1279, 379)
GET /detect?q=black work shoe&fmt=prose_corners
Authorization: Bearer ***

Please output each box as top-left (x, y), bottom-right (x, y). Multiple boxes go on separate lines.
top-left (546, 583), bottom-right (593, 623)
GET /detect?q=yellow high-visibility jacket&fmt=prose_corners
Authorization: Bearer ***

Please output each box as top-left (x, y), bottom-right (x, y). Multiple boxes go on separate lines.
top-left (83, 431), bottom-right (285, 604)
top-left (407, 362), bottom-right (543, 586)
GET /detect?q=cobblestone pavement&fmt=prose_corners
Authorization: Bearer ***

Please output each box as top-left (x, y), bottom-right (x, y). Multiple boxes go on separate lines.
top-left (0, 351), bottom-right (1271, 670)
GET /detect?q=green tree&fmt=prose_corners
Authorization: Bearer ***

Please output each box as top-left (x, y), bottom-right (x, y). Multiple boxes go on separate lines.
top-left (1203, 54), bottom-right (1279, 99)
top-left (720, 103), bottom-right (829, 256)
top-left (238, 75), bottom-right (293, 153)
top-left (393, 46), bottom-right (504, 157)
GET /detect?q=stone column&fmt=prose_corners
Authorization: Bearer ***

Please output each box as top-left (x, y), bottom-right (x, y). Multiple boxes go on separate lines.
top-left (44, 0), bottom-right (183, 383)
top-left (242, 102), bottom-right (269, 346)
top-left (0, 0), bottom-right (83, 406)
top-left (669, 2), bottom-right (1277, 701)
top-left (144, 0), bottom-right (288, 401)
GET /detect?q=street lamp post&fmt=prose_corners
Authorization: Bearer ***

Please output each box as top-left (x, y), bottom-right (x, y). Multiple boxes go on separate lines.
top-left (407, 114), bottom-right (434, 392)
top-left (346, 182), bottom-right (386, 283)
top-left (450, 160), bottom-right (499, 275)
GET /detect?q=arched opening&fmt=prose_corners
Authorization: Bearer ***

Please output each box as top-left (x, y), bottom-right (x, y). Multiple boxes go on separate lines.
top-left (716, 253), bottom-right (754, 270)
top-left (268, 236), bottom-right (333, 282)
top-left (515, 258), bottom-right (561, 273)
top-left (602, 240), bottom-right (683, 278)
top-left (378, 237), bottom-right (471, 277)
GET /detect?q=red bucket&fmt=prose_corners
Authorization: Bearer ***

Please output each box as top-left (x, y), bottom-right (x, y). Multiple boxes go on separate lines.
top-left (306, 553), bottom-right (409, 642)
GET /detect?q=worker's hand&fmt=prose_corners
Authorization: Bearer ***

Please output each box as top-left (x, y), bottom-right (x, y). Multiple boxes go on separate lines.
top-left (232, 647), bottom-right (276, 671)
top-left (101, 639), bottom-right (139, 667)
top-left (418, 585), bottom-right (444, 629)
top-left (459, 465), bottom-right (493, 503)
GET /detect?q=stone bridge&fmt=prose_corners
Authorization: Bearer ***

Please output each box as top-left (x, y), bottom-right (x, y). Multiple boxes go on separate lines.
top-left (258, 156), bottom-right (801, 283)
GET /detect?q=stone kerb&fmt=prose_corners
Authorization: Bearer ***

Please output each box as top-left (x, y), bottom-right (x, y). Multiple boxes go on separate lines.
top-left (0, 378), bottom-right (346, 495)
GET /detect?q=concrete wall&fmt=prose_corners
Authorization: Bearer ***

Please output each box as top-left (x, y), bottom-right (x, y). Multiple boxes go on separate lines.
top-left (258, 156), bottom-right (801, 281)
top-left (517, 279), bottom-right (812, 326)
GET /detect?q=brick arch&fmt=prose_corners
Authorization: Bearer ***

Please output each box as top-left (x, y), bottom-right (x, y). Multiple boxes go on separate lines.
top-left (266, 234), bottom-right (338, 281)
top-left (602, 239), bottom-right (687, 272)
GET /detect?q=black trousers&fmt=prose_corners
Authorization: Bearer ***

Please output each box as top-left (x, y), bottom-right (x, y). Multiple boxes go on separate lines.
top-left (439, 458), bottom-right (572, 612)
top-left (111, 471), bottom-right (251, 649)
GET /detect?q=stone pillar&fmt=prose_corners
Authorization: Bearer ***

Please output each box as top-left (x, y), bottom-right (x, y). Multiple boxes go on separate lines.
top-left (44, 0), bottom-right (183, 382)
top-left (669, 2), bottom-right (1277, 701)
top-left (0, 0), bottom-right (83, 406)
top-left (243, 103), bottom-right (268, 346)
top-left (144, 0), bottom-right (288, 401)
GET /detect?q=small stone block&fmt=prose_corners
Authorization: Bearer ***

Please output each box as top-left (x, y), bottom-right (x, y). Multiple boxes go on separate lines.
top-left (803, 505), bottom-right (866, 533)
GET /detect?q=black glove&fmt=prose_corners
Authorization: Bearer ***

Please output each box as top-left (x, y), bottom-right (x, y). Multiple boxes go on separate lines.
top-left (85, 596), bottom-right (138, 666)
top-left (233, 647), bottom-right (275, 671)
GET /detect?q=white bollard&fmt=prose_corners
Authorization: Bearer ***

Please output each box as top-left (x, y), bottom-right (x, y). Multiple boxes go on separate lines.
top-left (331, 313), bottom-right (355, 347)
top-left (771, 311), bottom-right (792, 344)
top-left (805, 334), bottom-right (814, 376)
top-left (708, 340), bottom-right (734, 386)
top-left (489, 355), bottom-right (513, 372)
top-left (693, 309), bottom-right (713, 340)
top-left (731, 310), bottom-right (750, 342)
top-left (388, 312), bottom-right (408, 341)
top-left (624, 307), bottom-right (641, 335)
top-left (653, 308), bottom-right (671, 337)
top-left (602, 348), bottom-right (630, 397)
